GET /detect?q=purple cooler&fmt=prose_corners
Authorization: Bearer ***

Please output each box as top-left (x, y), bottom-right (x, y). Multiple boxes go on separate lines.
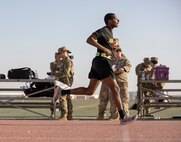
top-left (155, 66), bottom-right (169, 80)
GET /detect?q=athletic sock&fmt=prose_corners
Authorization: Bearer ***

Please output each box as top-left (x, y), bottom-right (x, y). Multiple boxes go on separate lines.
top-left (61, 90), bottom-right (71, 96)
top-left (119, 110), bottom-right (126, 120)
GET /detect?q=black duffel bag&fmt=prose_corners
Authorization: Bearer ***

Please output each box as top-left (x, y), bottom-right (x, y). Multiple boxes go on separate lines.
top-left (34, 82), bottom-right (54, 90)
top-left (8, 67), bottom-right (35, 79)
top-left (24, 87), bottom-right (54, 97)
top-left (24, 82), bottom-right (54, 97)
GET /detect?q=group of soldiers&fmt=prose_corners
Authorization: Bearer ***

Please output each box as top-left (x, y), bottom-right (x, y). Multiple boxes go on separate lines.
top-left (97, 39), bottom-right (164, 120)
top-left (49, 47), bottom-right (74, 120)
top-left (133, 56), bottom-right (165, 116)
top-left (49, 43), bottom-right (163, 120)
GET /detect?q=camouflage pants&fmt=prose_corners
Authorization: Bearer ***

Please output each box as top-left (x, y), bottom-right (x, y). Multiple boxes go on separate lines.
top-left (59, 94), bottom-right (73, 119)
top-left (117, 82), bottom-right (130, 117)
top-left (98, 82), bottom-right (130, 119)
top-left (59, 77), bottom-right (73, 119)
top-left (97, 82), bottom-right (118, 120)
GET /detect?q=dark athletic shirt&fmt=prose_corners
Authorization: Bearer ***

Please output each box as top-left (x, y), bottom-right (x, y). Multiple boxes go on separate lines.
top-left (92, 26), bottom-right (113, 53)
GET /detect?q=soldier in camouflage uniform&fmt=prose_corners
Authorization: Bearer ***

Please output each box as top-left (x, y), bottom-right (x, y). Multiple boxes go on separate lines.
top-left (132, 57), bottom-right (152, 115)
top-left (112, 48), bottom-right (132, 117)
top-left (57, 47), bottom-right (74, 120)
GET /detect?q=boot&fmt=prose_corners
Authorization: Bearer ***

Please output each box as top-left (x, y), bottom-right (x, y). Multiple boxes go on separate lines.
top-left (97, 113), bottom-right (104, 120)
top-left (109, 114), bottom-right (119, 120)
top-left (67, 113), bottom-right (73, 120)
top-left (59, 114), bottom-right (67, 121)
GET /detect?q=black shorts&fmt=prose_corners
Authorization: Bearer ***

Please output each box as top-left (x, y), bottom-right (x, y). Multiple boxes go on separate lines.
top-left (88, 56), bottom-right (115, 80)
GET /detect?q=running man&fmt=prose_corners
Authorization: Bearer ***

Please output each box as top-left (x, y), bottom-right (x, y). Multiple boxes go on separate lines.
top-left (53, 13), bottom-right (137, 124)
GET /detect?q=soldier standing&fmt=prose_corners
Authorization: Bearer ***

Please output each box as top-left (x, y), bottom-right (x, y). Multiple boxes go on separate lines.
top-left (52, 47), bottom-right (74, 120)
top-left (112, 48), bottom-right (132, 117)
top-left (131, 57), bottom-right (152, 115)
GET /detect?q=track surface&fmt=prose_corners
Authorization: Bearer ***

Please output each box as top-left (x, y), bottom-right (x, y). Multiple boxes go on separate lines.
top-left (0, 120), bottom-right (180, 142)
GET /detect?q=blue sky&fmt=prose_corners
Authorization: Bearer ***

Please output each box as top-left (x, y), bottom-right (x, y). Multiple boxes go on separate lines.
top-left (0, 0), bottom-right (181, 93)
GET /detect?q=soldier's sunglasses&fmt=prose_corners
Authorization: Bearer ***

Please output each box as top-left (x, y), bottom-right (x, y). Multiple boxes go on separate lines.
top-left (116, 49), bottom-right (122, 52)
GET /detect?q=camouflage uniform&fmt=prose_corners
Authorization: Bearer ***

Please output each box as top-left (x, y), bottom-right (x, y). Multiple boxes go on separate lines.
top-left (97, 82), bottom-right (117, 120)
top-left (114, 53), bottom-right (132, 117)
top-left (135, 57), bottom-right (152, 114)
top-left (57, 55), bottom-right (74, 120)
top-left (51, 48), bottom-right (74, 120)
top-left (50, 62), bottom-right (60, 78)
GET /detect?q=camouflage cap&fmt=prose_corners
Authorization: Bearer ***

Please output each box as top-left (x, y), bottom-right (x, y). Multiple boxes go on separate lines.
top-left (151, 57), bottom-right (158, 64)
top-left (58, 47), bottom-right (71, 54)
top-left (143, 57), bottom-right (151, 64)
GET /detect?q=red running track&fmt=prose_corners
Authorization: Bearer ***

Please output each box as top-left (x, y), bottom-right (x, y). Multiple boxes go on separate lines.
top-left (0, 120), bottom-right (180, 142)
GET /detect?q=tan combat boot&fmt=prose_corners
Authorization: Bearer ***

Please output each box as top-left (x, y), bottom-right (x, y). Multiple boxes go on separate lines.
top-left (59, 114), bottom-right (68, 121)
top-left (109, 116), bottom-right (119, 120)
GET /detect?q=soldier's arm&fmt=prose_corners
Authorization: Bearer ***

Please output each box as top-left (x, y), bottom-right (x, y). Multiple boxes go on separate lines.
top-left (122, 58), bottom-right (132, 73)
top-left (62, 59), bottom-right (72, 78)
top-left (50, 62), bottom-right (56, 75)
top-left (114, 68), bottom-right (124, 75)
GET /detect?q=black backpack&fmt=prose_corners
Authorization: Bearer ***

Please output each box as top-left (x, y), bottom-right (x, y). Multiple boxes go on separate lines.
top-left (8, 67), bottom-right (35, 79)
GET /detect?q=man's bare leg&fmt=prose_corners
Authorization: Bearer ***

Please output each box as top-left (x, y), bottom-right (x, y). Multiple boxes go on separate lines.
top-left (53, 86), bottom-right (61, 104)
top-left (63, 78), bottom-right (101, 95)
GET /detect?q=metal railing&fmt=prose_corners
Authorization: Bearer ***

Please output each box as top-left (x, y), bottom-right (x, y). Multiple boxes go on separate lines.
top-left (139, 80), bottom-right (181, 119)
top-left (0, 79), bottom-right (57, 119)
